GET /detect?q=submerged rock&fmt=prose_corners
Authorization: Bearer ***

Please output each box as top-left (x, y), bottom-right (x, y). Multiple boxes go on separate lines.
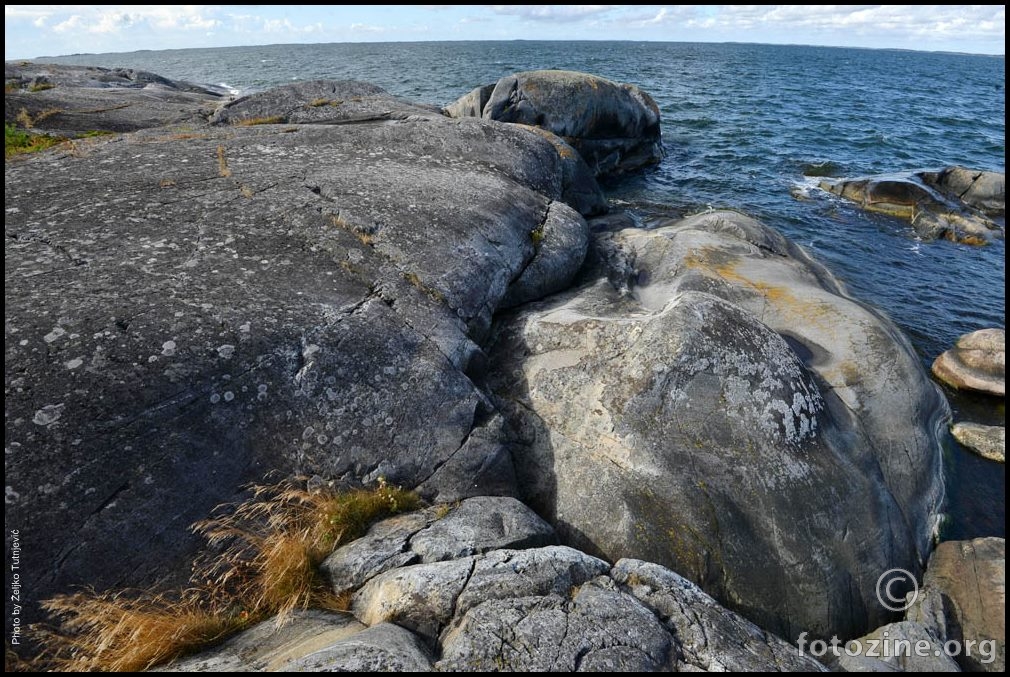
top-left (932, 328), bottom-right (1005, 397)
top-left (818, 169), bottom-right (1004, 245)
top-left (487, 210), bottom-right (947, 639)
top-left (951, 422), bottom-right (1005, 462)
top-left (445, 69), bottom-right (663, 178)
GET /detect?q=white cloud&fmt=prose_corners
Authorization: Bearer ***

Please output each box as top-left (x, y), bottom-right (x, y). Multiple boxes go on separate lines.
top-left (487, 5), bottom-right (621, 23)
top-left (350, 22), bottom-right (386, 33)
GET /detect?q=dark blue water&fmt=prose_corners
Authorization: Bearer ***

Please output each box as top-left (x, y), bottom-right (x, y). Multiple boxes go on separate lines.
top-left (42, 42), bottom-right (1006, 539)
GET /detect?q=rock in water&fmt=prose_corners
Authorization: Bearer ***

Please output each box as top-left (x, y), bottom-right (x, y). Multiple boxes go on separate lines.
top-left (487, 210), bottom-right (947, 639)
top-left (919, 165), bottom-right (1005, 216)
top-left (951, 422), bottom-right (1005, 462)
top-left (445, 70), bottom-right (663, 178)
top-left (932, 328), bottom-right (1005, 397)
top-left (818, 169), bottom-right (1004, 245)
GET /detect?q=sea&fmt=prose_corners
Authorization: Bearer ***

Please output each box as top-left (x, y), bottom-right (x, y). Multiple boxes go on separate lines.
top-left (40, 41), bottom-right (1006, 540)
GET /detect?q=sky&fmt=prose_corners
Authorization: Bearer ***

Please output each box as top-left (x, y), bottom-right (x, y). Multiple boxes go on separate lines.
top-left (4, 5), bottom-right (1006, 61)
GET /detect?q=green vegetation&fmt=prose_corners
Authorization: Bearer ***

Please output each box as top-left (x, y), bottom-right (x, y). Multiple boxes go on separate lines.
top-left (77, 130), bottom-right (115, 138)
top-left (233, 115), bottom-right (285, 126)
top-left (5, 123), bottom-right (63, 159)
top-left (530, 223), bottom-right (546, 248)
top-left (34, 477), bottom-right (419, 672)
top-left (28, 82), bottom-right (55, 92)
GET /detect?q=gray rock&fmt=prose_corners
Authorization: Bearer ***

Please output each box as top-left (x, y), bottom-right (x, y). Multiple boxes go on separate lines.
top-left (351, 558), bottom-right (474, 640)
top-left (408, 496), bottom-right (556, 562)
top-left (909, 538), bottom-right (1005, 672)
top-left (210, 79), bottom-right (438, 125)
top-left (611, 559), bottom-right (825, 671)
top-left (288, 622), bottom-right (434, 672)
top-left (438, 580), bottom-right (676, 671)
top-left (951, 422), bottom-right (1005, 462)
top-left (155, 609), bottom-right (365, 672)
top-left (919, 166), bottom-right (1005, 216)
top-left (932, 328), bottom-right (1005, 397)
top-left (5, 79), bottom-right (595, 622)
top-left (818, 173), bottom-right (1003, 245)
top-left (5, 62), bottom-right (224, 135)
top-left (442, 84), bottom-right (495, 119)
top-left (833, 621), bottom-right (960, 672)
top-left (321, 510), bottom-right (434, 595)
top-left (447, 69), bottom-right (663, 178)
top-left (487, 210), bottom-right (947, 639)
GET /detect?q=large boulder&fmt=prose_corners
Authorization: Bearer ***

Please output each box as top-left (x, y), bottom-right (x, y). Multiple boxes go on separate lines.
top-left (818, 171), bottom-right (1004, 245)
top-left (487, 210), bottom-right (947, 640)
top-left (4, 62), bottom-right (225, 135)
top-left (932, 328), bottom-right (1005, 397)
top-left (445, 70), bottom-right (663, 178)
top-left (4, 79), bottom-right (598, 632)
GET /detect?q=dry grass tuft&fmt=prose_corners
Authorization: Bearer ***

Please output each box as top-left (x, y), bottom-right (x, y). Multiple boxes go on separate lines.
top-left (28, 82), bottom-right (55, 92)
top-left (31, 477), bottom-right (419, 671)
top-left (37, 590), bottom-right (246, 672)
top-left (233, 115), bottom-right (285, 126)
top-left (193, 477), bottom-right (419, 620)
top-left (216, 144), bottom-right (231, 177)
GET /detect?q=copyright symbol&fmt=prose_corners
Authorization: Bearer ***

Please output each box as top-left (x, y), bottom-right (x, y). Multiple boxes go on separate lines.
top-left (876, 568), bottom-right (918, 612)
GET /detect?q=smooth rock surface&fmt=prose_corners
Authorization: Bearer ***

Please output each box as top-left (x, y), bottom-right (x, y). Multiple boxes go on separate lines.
top-left (951, 422), bottom-right (1005, 462)
top-left (156, 610), bottom-right (365, 672)
top-left (932, 328), bottom-right (1005, 397)
top-left (288, 622), bottom-right (435, 672)
top-left (446, 69), bottom-right (663, 178)
top-left (487, 210), bottom-right (947, 639)
top-left (5, 79), bottom-right (594, 623)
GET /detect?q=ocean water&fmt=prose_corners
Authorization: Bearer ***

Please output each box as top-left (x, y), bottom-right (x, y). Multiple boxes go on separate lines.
top-left (41, 41), bottom-right (1006, 539)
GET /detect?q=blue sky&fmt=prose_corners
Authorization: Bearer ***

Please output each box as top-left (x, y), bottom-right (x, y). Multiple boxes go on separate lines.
top-left (4, 5), bottom-right (1006, 60)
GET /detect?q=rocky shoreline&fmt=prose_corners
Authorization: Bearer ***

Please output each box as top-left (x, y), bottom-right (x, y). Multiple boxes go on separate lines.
top-left (4, 62), bottom-right (1005, 671)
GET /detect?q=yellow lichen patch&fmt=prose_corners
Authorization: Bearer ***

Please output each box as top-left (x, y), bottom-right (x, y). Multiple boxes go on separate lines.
top-left (158, 178), bottom-right (176, 188)
top-left (240, 185), bottom-right (255, 198)
top-left (684, 247), bottom-right (836, 330)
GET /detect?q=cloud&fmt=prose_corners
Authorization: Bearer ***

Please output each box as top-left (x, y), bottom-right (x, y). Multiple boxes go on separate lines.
top-left (487, 5), bottom-right (621, 23)
top-left (18, 5), bottom-right (222, 35)
top-left (350, 22), bottom-right (386, 34)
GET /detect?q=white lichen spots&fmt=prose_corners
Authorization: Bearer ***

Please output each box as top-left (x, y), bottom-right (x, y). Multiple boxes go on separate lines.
top-left (383, 366), bottom-right (396, 376)
top-left (210, 393), bottom-right (222, 404)
top-left (384, 416), bottom-right (394, 426)
top-left (33, 403), bottom-right (65, 426)
top-left (65, 357), bottom-right (84, 370)
top-left (5, 486), bottom-right (20, 505)
top-left (302, 426), bottom-right (315, 440)
top-left (317, 434), bottom-right (329, 445)
top-left (148, 355), bottom-right (158, 363)
top-left (239, 323), bottom-right (251, 333)
top-left (217, 344), bottom-right (236, 359)
top-left (19, 339), bottom-right (28, 347)
top-left (44, 327), bottom-right (66, 343)
top-left (162, 340), bottom-right (177, 356)
top-left (223, 391), bottom-right (235, 402)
